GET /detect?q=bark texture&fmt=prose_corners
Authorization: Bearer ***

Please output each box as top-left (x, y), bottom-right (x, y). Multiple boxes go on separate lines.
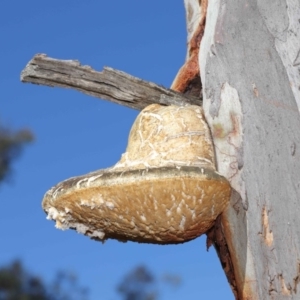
top-left (171, 0), bottom-right (207, 97)
top-left (199, 0), bottom-right (300, 298)
top-left (20, 0), bottom-right (300, 298)
top-left (21, 54), bottom-right (201, 110)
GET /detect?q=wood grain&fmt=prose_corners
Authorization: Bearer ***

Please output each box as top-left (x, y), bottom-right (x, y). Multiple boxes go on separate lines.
top-left (21, 54), bottom-right (201, 110)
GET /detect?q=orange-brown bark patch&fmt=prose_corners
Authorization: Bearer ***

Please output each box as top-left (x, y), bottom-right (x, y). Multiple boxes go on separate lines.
top-left (171, 0), bottom-right (208, 96)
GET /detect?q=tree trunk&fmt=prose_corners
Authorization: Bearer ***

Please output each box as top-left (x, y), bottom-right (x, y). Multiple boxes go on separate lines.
top-left (197, 0), bottom-right (300, 298)
top-left (20, 0), bottom-right (300, 298)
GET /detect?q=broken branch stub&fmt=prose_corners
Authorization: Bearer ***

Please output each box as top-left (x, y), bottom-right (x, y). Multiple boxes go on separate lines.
top-left (42, 104), bottom-right (231, 244)
top-left (21, 54), bottom-right (201, 110)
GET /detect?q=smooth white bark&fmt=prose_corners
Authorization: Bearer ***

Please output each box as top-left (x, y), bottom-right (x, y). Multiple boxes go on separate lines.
top-left (199, 0), bottom-right (300, 298)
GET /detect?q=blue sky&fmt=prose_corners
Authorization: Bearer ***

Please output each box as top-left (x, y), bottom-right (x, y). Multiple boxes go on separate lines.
top-left (0, 1), bottom-right (233, 299)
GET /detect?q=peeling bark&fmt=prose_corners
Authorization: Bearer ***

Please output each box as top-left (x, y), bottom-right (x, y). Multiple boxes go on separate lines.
top-left (206, 215), bottom-right (238, 299)
top-left (171, 0), bottom-right (208, 97)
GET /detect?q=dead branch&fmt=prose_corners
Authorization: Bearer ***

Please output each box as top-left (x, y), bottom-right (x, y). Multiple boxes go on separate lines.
top-left (21, 54), bottom-right (201, 110)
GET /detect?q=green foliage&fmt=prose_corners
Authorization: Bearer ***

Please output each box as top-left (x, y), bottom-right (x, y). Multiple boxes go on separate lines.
top-left (0, 124), bottom-right (33, 184)
top-left (0, 260), bottom-right (89, 300)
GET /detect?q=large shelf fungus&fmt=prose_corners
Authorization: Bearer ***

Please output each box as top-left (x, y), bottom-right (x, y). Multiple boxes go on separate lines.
top-left (42, 104), bottom-right (231, 244)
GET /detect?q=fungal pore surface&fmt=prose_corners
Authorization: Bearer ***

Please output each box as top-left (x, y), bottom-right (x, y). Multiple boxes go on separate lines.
top-left (42, 104), bottom-right (231, 244)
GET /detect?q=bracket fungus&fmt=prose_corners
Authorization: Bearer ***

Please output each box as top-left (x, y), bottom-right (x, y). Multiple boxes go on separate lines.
top-left (43, 104), bottom-right (231, 244)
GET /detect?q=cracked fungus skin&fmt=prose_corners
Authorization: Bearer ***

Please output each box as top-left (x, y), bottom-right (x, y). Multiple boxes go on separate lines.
top-left (114, 104), bottom-right (215, 170)
top-left (42, 104), bottom-right (231, 244)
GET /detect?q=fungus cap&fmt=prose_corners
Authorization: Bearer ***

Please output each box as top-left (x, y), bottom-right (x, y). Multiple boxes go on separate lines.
top-left (42, 104), bottom-right (231, 244)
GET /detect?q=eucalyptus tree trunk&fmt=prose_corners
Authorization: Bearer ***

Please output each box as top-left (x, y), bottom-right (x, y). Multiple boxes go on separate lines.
top-left (192, 0), bottom-right (300, 298)
top-left (21, 0), bottom-right (300, 298)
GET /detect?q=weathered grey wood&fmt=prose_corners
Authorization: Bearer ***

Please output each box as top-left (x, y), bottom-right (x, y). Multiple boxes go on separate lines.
top-left (200, 0), bottom-right (300, 299)
top-left (21, 54), bottom-right (201, 110)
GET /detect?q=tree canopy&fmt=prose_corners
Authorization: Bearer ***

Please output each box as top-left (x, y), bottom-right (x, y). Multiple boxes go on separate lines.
top-left (0, 260), bottom-right (89, 300)
top-left (0, 122), bottom-right (33, 185)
